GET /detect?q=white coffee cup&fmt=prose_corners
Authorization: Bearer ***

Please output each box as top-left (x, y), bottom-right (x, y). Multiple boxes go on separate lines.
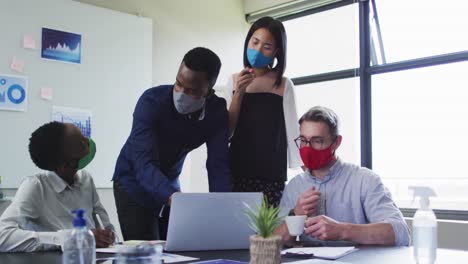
top-left (285, 215), bottom-right (306, 236)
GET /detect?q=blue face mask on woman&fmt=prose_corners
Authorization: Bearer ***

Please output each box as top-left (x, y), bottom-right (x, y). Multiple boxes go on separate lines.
top-left (247, 48), bottom-right (274, 68)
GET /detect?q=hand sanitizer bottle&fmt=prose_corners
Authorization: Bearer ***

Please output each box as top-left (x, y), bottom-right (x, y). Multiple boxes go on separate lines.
top-left (409, 186), bottom-right (437, 264)
top-left (62, 209), bottom-right (96, 264)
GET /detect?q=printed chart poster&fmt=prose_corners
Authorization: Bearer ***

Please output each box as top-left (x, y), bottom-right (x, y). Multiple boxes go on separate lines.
top-left (52, 106), bottom-right (92, 138)
top-left (42, 27), bottom-right (81, 64)
top-left (0, 74), bottom-right (28, 112)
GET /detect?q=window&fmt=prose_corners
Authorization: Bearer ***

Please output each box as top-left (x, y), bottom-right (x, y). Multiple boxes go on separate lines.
top-left (372, 61), bottom-right (468, 210)
top-left (374, 0), bottom-right (468, 63)
top-left (282, 0), bottom-right (468, 216)
top-left (283, 4), bottom-right (359, 78)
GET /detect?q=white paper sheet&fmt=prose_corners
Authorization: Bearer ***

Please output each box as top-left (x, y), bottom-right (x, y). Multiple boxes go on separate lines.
top-left (96, 243), bottom-right (198, 263)
top-left (96, 245), bottom-right (198, 263)
top-left (163, 253), bottom-right (199, 263)
top-left (282, 246), bottom-right (358, 260)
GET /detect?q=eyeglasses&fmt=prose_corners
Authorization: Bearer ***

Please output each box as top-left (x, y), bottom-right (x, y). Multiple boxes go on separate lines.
top-left (294, 136), bottom-right (334, 149)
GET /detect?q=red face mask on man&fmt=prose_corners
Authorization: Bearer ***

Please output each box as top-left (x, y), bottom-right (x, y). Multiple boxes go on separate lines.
top-left (299, 141), bottom-right (335, 170)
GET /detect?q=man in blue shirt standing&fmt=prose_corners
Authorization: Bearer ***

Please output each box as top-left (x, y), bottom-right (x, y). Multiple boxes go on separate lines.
top-left (113, 47), bottom-right (231, 240)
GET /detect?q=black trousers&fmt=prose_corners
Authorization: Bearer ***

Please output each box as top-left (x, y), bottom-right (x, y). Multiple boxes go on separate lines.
top-left (113, 181), bottom-right (170, 241)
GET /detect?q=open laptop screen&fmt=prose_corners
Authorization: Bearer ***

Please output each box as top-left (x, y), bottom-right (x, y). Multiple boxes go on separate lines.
top-left (165, 192), bottom-right (262, 251)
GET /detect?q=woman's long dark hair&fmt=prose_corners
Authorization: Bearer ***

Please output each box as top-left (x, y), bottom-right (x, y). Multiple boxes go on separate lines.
top-left (243, 17), bottom-right (287, 87)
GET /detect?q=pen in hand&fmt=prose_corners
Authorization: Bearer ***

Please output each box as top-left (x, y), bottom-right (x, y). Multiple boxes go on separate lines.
top-left (93, 213), bottom-right (114, 247)
top-left (95, 213), bottom-right (105, 230)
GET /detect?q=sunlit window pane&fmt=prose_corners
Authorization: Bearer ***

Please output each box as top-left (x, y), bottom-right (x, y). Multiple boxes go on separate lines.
top-left (283, 4), bottom-right (359, 78)
top-left (373, 61), bottom-right (468, 210)
top-left (375, 0), bottom-right (468, 63)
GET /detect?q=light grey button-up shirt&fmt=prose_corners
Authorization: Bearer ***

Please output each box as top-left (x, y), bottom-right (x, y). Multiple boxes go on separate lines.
top-left (280, 159), bottom-right (410, 246)
top-left (0, 170), bottom-right (114, 252)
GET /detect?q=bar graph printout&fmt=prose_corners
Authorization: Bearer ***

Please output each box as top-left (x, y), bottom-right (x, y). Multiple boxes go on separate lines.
top-left (52, 106), bottom-right (92, 138)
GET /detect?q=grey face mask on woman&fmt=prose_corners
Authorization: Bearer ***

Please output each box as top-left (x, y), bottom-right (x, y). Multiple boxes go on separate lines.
top-left (173, 89), bottom-right (206, 114)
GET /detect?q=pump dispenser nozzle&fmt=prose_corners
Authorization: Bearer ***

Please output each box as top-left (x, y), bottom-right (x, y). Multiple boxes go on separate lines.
top-left (72, 209), bottom-right (86, 228)
top-left (409, 186), bottom-right (436, 210)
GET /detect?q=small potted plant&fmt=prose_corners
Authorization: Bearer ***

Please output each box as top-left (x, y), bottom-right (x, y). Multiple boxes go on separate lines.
top-left (245, 196), bottom-right (284, 264)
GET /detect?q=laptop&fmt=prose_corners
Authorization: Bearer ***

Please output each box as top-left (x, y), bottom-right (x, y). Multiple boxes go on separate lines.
top-left (165, 192), bottom-right (262, 251)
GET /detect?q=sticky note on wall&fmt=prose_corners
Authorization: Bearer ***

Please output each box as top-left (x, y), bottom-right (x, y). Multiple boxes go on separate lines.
top-left (40, 87), bottom-right (53, 101)
top-left (23, 35), bottom-right (36, 49)
top-left (10, 57), bottom-right (25, 73)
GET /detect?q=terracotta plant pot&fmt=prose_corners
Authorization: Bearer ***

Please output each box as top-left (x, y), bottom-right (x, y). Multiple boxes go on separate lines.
top-left (249, 235), bottom-right (282, 264)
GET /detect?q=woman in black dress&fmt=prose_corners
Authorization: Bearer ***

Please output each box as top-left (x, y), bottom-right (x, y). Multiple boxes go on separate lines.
top-left (226, 17), bottom-right (302, 207)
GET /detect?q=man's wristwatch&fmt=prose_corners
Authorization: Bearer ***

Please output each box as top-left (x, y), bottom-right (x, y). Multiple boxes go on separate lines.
top-left (288, 209), bottom-right (296, 216)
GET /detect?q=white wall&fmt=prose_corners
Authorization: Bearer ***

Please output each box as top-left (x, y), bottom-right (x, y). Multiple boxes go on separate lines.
top-left (243, 0), bottom-right (296, 14)
top-left (78, 0), bottom-right (250, 193)
top-left (79, 0), bottom-right (249, 85)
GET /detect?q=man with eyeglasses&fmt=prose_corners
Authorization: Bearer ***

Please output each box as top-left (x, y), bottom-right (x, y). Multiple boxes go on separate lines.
top-left (112, 47), bottom-right (231, 241)
top-left (274, 106), bottom-right (410, 246)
